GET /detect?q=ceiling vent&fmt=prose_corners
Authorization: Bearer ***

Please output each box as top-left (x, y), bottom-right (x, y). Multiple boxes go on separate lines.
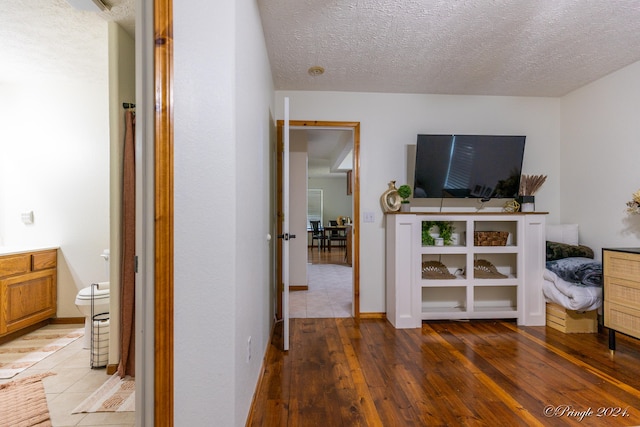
top-left (66, 0), bottom-right (110, 12)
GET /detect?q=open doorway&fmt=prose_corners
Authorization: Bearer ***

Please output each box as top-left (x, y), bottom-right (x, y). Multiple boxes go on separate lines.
top-left (276, 120), bottom-right (361, 321)
top-left (298, 250), bottom-right (353, 317)
top-left (294, 127), bottom-right (353, 317)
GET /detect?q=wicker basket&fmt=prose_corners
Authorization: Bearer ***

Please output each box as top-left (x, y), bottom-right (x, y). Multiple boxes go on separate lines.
top-left (474, 231), bottom-right (509, 246)
top-left (473, 259), bottom-right (507, 279)
top-left (422, 261), bottom-right (456, 279)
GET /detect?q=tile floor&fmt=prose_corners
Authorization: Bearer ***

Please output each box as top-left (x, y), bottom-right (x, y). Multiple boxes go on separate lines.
top-left (1, 324), bottom-right (135, 427)
top-left (290, 263), bottom-right (352, 318)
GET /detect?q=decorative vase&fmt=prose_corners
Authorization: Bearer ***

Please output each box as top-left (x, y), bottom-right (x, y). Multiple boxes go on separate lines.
top-left (400, 202), bottom-right (410, 212)
top-left (381, 181), bottom-right (401, 212)
top-left (517, 195), bottom-right (535, 212)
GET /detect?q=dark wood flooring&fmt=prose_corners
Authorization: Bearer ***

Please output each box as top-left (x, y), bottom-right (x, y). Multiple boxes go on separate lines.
top-left (307, 245), bottom-right (349, 266)
top-left (247, 318), bottom-right (640, 426)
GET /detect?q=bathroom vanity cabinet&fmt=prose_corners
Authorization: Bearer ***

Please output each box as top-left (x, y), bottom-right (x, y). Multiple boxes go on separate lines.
top-left (0, 248), bottom-right (57, 337)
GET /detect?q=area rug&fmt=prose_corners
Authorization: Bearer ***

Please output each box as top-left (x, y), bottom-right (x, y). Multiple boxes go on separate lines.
top-left (72, 373), bottom-right (135, 413)
top-left (0, 371), bottom-right (55, 426)
top-left (0, 325), bottom-right (84, 379)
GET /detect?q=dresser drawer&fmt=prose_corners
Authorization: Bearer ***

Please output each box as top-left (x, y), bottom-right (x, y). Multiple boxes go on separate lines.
top-left (604, 301), bottom-right (640, 339)
top-left (32, 250), bottom-right (57, 271)
top-left (604, 250), bottom-right (640, 282)
top-left (0, 254), bottom-right (31, 277)
top-left (605, 276), bottom-right (640, 309)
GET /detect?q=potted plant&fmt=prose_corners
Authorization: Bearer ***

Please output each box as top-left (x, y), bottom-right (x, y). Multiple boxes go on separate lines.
top-left (422, 221), bottom-right (454, 246)
top-left (397, 185), bottom-right (412, 212)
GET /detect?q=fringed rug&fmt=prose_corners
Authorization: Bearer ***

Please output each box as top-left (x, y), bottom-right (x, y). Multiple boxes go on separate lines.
top-left (0, 372), bottom-right (55, 426)
top-left (72, 373), bottom-right (135, 413)
top-left (0, 325), bottom-right (84, 379)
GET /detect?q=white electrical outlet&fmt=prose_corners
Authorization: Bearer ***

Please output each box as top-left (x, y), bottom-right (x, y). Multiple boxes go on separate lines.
top-left (246, 336), bottom-right (252, 363)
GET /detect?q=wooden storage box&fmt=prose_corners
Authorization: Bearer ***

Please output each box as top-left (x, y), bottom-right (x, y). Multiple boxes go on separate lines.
top-left (546, 302), bottom-right (597, 333)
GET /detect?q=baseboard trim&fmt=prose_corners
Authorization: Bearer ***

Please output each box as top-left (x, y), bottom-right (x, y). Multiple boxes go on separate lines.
top-left (51, 317), bottom-right (85, 325)
top-left (359, 312), bottom-right (386, 320)
top-left (290, 285), bottom-right (308, 291)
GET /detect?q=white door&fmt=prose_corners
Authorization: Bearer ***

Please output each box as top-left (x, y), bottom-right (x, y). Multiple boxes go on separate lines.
top-left (282, 97), bottom-right (291, 350)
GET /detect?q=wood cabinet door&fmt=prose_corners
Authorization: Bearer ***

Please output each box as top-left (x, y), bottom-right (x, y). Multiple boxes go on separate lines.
top-left (0, 269), bottom-right (56, 334)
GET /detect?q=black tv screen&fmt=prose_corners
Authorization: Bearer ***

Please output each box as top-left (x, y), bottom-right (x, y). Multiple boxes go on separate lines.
top-left (413, 134), bottom-right (526, 199)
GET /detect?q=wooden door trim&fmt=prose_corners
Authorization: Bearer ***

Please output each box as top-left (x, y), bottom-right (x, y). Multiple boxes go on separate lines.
top-left (154, 0), bottom-right (174, 425)
top-left (276, 120), bottom-right (361, 319)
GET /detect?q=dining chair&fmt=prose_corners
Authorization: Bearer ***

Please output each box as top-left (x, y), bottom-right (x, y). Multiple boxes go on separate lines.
top-left (328, 220), bottom-right (346, 250)
top-left (310, 220), bottom-right (327, 251)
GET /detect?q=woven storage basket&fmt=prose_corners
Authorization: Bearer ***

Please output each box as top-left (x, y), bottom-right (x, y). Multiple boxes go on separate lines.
top-left (474, 231), bottom-right (509, 246)
top-left (422, 261), bottom-right (455, 279)
top-left (474, 259), bottom-right (507, 279)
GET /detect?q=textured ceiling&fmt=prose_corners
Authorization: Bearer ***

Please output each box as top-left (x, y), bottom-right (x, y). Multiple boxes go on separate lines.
top-left (6, 1), bottom-right (640, 95)
top-left (0, 0), bottom-right (134, 83)
top-left (258, 0), bottom-right (640, 97)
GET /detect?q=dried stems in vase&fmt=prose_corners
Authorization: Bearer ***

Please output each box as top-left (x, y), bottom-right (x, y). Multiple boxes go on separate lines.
top-left (519, 174), bottom-right (547, 196)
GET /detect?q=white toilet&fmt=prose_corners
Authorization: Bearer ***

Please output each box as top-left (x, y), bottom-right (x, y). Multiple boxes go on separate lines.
top-left (75, 281), bottom-right (110, 349)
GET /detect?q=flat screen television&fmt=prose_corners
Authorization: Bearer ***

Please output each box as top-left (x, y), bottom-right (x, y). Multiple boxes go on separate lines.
top-left (413, 134), bottom-right (526, 199)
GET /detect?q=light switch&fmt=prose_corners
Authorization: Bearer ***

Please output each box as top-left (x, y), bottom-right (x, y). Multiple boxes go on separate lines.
top-left (363, 211), bottom-right (375, 223)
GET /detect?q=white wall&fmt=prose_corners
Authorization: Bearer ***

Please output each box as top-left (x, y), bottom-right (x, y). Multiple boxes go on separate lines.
top-left (560, 60), bottom-right (640, 257)
top-left (308, 176), bottom-right (352, 226)
top-left (276, 91), bottom-right (561, 313)
top-left (173, 0), bottom-right (274, 425)
top-left (0, 75), bottom-right (110, 318)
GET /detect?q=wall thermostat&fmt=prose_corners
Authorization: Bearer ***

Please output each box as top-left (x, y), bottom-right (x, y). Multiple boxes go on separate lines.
top-left (21, 211), bottom-right (34, 225)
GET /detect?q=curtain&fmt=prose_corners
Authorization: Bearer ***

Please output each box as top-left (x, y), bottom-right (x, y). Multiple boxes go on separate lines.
top-left (118, 109), bottom-right (136, 378)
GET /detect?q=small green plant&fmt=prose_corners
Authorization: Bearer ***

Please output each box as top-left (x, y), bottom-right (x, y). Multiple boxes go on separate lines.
top-left (422, 221), bottom-right (454, 246)
top-left (397, 185), bottom-right (412, 203)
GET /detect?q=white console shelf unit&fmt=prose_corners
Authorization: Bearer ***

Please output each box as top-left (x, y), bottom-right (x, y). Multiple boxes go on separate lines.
top-left (385, 212), bottom-right (547, 328)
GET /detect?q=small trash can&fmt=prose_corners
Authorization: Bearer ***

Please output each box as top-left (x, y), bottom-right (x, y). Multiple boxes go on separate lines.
top-left (91, 313), bottom-right (110, 368)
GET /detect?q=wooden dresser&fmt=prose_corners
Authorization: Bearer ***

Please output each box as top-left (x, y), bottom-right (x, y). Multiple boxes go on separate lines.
top-left (0, 249), bottom-right (57, 337)
top-left (603, 248), bottom-right (640, 352)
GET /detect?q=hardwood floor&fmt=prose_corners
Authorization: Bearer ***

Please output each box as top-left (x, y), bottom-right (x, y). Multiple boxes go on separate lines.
top-left (307, 245), bottom-right (349, 265)
top-left (248, 318), bottom-right (640, 426)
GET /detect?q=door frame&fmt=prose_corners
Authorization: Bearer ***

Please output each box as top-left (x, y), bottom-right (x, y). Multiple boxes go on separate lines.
top-left (153, 0), bottom-right (174, 425)
top-left (276, 120), bottom-right (361, 319)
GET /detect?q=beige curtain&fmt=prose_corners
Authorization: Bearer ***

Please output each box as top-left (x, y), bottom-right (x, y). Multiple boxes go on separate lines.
top-left (118, 109), bottom-right (136, 378)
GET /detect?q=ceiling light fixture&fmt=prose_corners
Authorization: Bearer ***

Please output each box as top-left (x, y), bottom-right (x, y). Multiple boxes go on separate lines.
top-left (308, 66), bottom-right (325, 76)
top-left (66, 0), bottom-right (110, 12)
